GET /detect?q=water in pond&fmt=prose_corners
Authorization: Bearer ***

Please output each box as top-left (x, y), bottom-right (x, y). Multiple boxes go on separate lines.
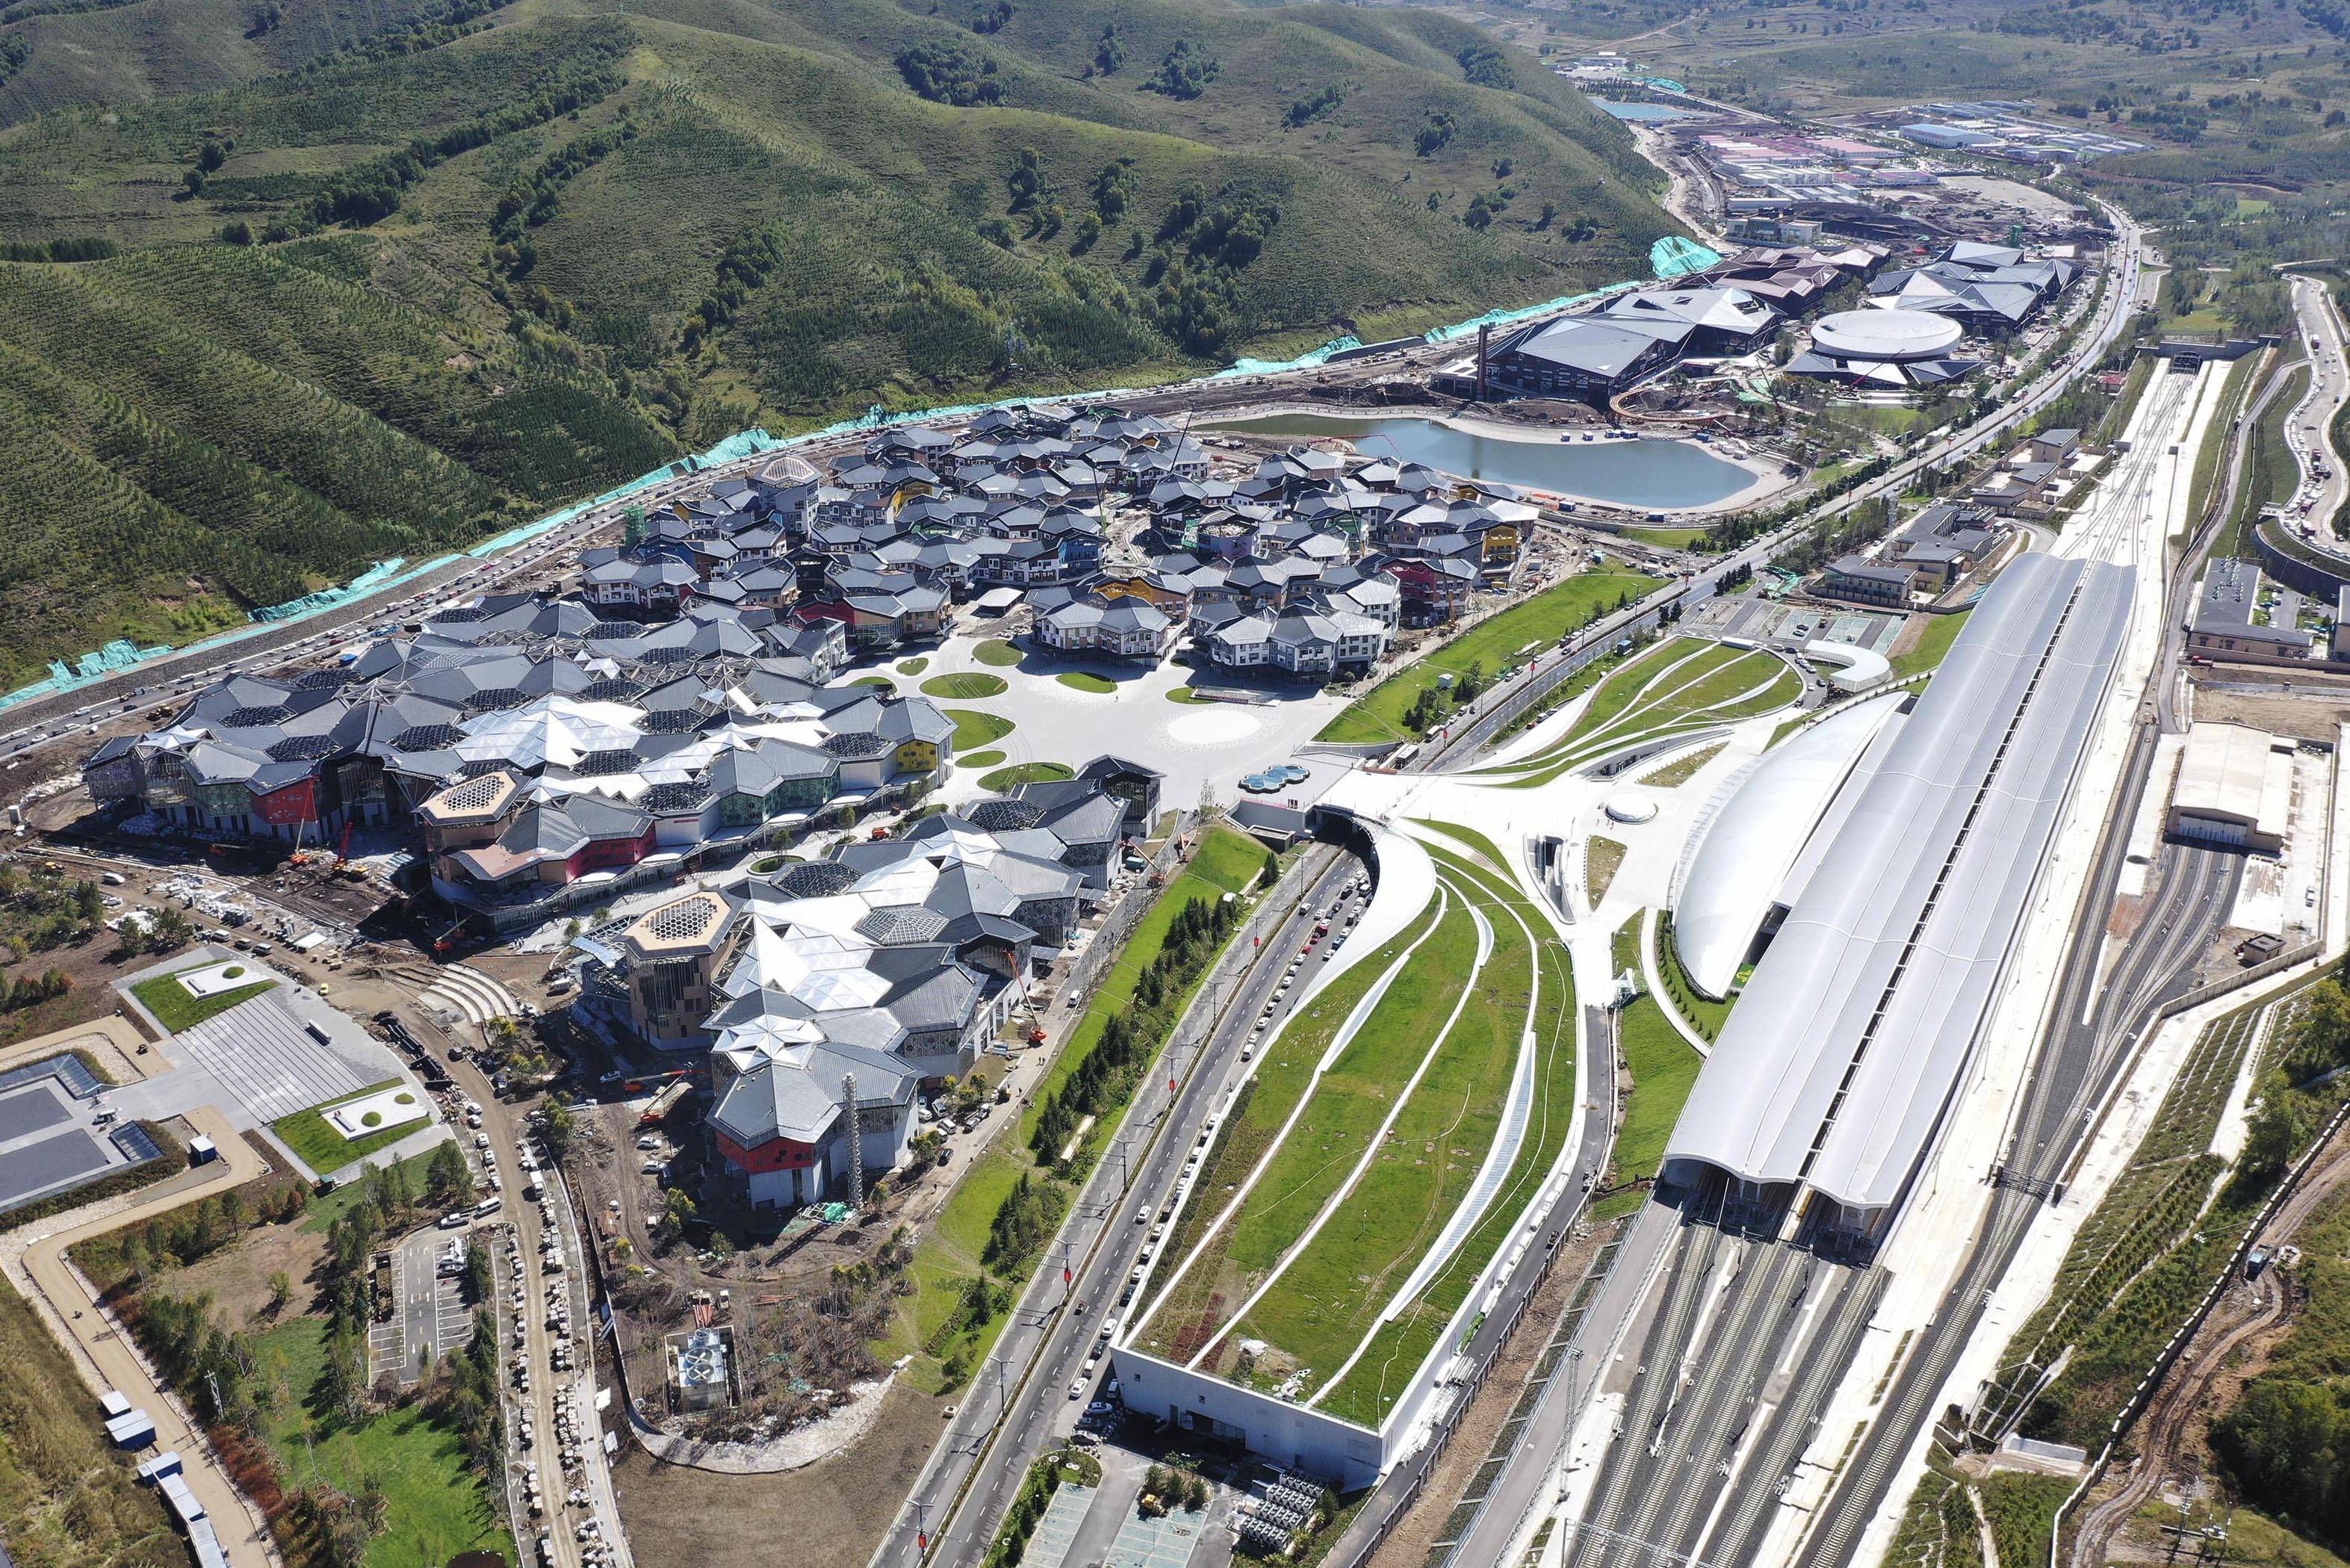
top-left (1208, 414), bottom-right (1758, 511)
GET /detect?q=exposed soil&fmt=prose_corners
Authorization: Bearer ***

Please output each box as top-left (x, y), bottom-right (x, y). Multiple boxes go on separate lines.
top-left (610, 1381), bottom-right (945, 1568)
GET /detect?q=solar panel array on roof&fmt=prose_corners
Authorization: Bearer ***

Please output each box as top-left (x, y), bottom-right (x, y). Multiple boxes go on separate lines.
top-left (391, 723), bottom-right (461, 752)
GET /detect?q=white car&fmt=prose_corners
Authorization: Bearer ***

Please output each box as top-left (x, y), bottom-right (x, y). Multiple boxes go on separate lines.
top-left (1067, 1378), bottom-right (1086, 1400)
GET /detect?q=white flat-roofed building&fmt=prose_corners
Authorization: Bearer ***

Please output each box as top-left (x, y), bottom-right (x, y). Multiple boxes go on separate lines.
top-left (2169, 722), bottom-right (2292, 853)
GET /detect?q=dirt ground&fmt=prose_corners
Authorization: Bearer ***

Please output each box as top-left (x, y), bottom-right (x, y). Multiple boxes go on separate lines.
top-left (2189, 680), bottom-right (2350, 742)
top-left (610, 1381), bottom-right (945, 1568)
top-left (1366, 1216), bottom-right (1625, 1568)
top-left (160, 1209), bottom-right (332, 1327)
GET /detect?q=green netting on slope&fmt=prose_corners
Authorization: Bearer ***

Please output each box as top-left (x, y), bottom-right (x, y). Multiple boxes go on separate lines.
top-left (1652, 236), bottom-right (1723, 279)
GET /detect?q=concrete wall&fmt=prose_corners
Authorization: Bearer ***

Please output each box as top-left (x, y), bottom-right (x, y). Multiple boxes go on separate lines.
top-left (1108, 1348), bottom-right (1389, 1489)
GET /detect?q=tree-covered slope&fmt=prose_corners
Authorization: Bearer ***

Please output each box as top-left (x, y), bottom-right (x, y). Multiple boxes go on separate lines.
top-left (0, 0), bottom-right (1675, 683)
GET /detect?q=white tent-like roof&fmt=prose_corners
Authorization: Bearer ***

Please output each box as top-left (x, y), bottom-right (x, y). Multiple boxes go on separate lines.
top-left (1670, 692), bottom-right (1906, 998)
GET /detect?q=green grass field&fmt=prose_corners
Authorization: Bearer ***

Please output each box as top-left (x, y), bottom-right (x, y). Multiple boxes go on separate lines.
top-left (1491, 639), bottom-right (1797, 787)
top-left (128, 967), bottom-right (276, 1032)
top-left (1316, 571), bottom-right (1664, 746)
top-left (946, 707), bottom-right (1015, 750)
top-left (272, 1080), bottom-right (428, 1175)
top-left (1222, 876), bottom-right (1519, 1392)
top-left (1132, 891), bottom-right (1449, 1363)
top-left (959, 749), bottom-right (1006, 769)
top-left (1594, 917), bottom-right (1703, 1218)
top-left (1055, 671), bottom-right (1118, 693)
top-left (979, 761), bottom-right (1074, 791)
top-left (974, 639), bottom-right (1025, 667)
top-left (250, 1316), bottom-right (513, 1568)
top-left (1315, 849), bottom-right (1576, 1426)
top-left (921, 672), bottom-right (1008, 699)
top-left (896, 657), bottom-right (929, 675)
top-left (1890, 610), bottom-right (1971, 680)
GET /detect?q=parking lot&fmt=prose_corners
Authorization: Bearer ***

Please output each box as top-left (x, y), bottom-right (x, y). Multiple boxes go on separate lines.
top-left (370, 1221), bottom-right (482, 1387)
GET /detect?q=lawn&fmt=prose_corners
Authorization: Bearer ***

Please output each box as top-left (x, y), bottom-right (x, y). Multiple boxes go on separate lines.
top-left (272, 1080), bottom-right (430, 1176)
top-left (1165, 686), bottom-right (1208, 704)
top-left (250, 1316), bottom-right (512, 1568)
top-left (1587, 837), bottom-right (1626, 905)
top-left (851, 675), bottom-right (895, 690)
top-left (960, 749), bottom-right (1007, 769)
top-left (1233, 855), bottom-right (1535, 1405)
top-left (1318, 852), bottom-right (1577, 1425)
top-left (1055, 672), bottom-right (1117, 693)
top-left (895, 657), bottom-right (929, 675)
top-left (979, 761), bottom-right (1074, 791)
top-left (974, 639), bottom-right (1023, 667)
top-left (921, 672), bottom-right (1008, 699)
top-left (1188, 827), bottom-right (1271, 895)
top-left (1494, 642), bottom-right (1796, 787)
top-left (1637, 741), bottom-right (1726, 787)
top-left (946, 707), bottom-right (1015, 750)
top-left (1594, 917), bottom-right (1704, 1218)
top-left (1408, 818), bottom-right (1513, 878)
top-left (1133, 893), bottom-right (1451, 1362)
top-left (1890, 610), bottom-right (1971, 680)
top-left (1655, 914), bottom-right (1733, 1043)
top-left (1315, 570), bottom-right (1664, 746)
top-left (1615, 524), bottom-right (1714, 550)
top-left (129, 967), bottom-right (276, 1032)
top-left (305, 1148), bottom-right (444, 1233)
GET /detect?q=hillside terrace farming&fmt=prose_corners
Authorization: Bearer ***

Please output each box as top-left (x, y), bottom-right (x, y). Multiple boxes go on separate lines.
top-left (1121, 834), bottom-right (1575, 1431)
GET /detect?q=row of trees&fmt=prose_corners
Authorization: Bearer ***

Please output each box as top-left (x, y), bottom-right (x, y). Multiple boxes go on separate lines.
top-left (1028, 893), bottom-right (1244, 1165)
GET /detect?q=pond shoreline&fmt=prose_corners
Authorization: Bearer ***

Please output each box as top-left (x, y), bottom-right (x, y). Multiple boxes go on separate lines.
top-left (1203, 403), bottom-right (1796, 518)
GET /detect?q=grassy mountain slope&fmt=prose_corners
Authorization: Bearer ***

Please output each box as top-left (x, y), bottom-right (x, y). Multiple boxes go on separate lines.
top-left (0, 0), bottom-right (1675, 683)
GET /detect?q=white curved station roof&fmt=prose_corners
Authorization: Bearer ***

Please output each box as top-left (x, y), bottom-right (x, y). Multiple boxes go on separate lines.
top-left (1813, 307), bottom-right (1964, 362)
top-left (1670, 693), bottom-right (1907, 999)
top-left (1664, 553), bottom-right (2133, 1212)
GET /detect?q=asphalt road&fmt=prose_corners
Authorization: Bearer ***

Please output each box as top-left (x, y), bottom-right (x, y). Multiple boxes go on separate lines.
top-left (2282, 272), bottom-right (2349, 529)
top-left (879, 845), bottom-right (1361, 1568)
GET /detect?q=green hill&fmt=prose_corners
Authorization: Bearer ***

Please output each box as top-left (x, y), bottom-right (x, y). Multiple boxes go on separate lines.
top-left (0, 0), bottom-right (1675, 684)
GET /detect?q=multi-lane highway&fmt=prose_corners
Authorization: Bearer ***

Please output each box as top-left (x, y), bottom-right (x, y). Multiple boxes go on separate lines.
top-left (2282, 270), bottom-right (2349, 528)
top-left (876, 845), bottom-right (1365, 1567)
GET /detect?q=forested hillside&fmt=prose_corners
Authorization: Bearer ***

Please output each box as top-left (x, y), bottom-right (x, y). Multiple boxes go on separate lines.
top-left (0, 0), bottom-right (1675, 685)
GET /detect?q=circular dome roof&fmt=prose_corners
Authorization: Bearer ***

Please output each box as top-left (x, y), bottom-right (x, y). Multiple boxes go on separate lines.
top-left (1811, 308), bottom-right (1963, 362)
top-left (1603, 794), bottom-right (1659, 825)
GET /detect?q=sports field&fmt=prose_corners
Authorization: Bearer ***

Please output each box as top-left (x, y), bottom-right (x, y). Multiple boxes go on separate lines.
top-left (1130, 837), bottom-right (1576, 1426)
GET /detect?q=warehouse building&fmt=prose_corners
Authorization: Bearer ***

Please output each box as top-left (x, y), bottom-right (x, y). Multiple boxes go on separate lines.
top-left (2168, 722), bottom-right (2292, 853)
top-left (1661, 552), bottom-right (2133, 1221)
